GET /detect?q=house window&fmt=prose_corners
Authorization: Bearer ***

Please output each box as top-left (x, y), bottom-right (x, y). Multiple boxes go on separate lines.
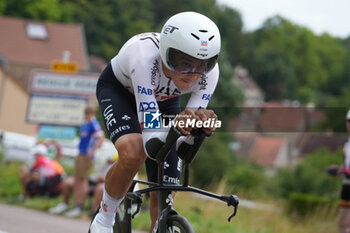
top-left (26, 23), bottom-right (48, 40)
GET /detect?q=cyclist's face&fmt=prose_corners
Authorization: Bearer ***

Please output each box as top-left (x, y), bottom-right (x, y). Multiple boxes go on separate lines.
top-left (164, 66), bottom-right (202, 90)
top-left (167, 49), bottom-right (217, 75)
top-left (84, 112), bottom-right (94, 122)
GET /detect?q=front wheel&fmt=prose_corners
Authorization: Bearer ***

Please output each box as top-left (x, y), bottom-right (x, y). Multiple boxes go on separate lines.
top-left (165, 215), bottom-right (194, 233)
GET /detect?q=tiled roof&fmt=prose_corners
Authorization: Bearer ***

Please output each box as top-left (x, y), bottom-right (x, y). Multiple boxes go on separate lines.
top-left (235, 133), bottom-right (258, 157)
top-left (258, 102), bottom-right (306, 132)
top-left (249, 136), bottom-right (286, 167)
top-left (298, 132), bottom-right (346, 158)
top-left (0, 16), bottom-right (89, 70)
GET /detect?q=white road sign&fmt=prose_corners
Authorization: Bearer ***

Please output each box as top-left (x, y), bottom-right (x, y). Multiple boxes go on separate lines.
top-left (28, 69), bottom-right (99, 96)
top-left (27, 94), bottom-right (88, 126)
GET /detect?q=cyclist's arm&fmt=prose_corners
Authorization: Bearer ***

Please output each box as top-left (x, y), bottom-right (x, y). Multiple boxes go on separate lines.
top-left (128, 57), bottom-right (172, 159)
top-left (183, 65), bottom-right (219, 135)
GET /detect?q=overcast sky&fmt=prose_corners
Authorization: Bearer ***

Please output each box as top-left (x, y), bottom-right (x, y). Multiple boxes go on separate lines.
top-left (217, 0), bottom-right (350, 38)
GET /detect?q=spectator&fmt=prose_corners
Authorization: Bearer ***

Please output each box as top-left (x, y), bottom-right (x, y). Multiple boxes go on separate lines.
top-left (49, 152), bottom-right (118, 216)
top-left (19, 144), bottom-right (65, 199)
top-left (64, 105), bottom-right (105, 217)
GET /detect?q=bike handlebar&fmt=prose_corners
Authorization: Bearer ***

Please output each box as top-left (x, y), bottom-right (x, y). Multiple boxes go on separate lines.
top-left (154, 126), bottom-right (182, 162)
top-left (154, 126), bottom-right (209, 163)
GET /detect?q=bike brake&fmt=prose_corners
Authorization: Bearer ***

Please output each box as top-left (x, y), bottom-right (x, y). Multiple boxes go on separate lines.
top-left (226, 195), bottom-right (239, 222)
top-left (126, 192), bottom-right (143, 219)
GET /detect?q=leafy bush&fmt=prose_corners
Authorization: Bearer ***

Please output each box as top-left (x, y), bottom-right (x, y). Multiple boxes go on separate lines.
top-left (0, 162), bottom-right (22, 197)
top-left (226, 162), bottom-right (264, 194)
top-left (287, 192), bottom-right (337, 216)
top-left (269, 148), bottom-right (343, 199)
top-left (191, 133), bottom-right (235, 188)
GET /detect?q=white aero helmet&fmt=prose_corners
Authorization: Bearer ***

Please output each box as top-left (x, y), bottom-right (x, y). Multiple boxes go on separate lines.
top-left (160, 11), bottom-right (221, 75)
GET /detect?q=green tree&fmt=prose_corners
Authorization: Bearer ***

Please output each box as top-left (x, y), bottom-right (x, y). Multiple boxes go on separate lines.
top-left (254, 48), bottom-right (295, 100)
top-left (214, 5), bottom-right (244, 66)
top-left (0, 0), bottom-right (66, 21)
top-left (244, 15), bottom-right (348, 105)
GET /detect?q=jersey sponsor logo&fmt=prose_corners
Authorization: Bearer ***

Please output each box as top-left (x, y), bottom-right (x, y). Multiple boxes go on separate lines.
top-left (155, 86), bottom-right (181, 97)
top-left (202, 94), bottom-right (212, 101)
top-left (150, 60), bottom-right (159, 86)
top-left (199, 75), bottom-right (208, 90)
top-left (103, 104), bottom-right (116, 130)
top-left (143, 110), bottom-right (162, 129)
top-left (163, 175), bottom-right (180, 184)
top-left (164, 161), bottom-right (170, 170)
top-left (163, 25), bottom-right (179, 34)
top-left (110, 125), bottom-right (131, 139)
top-left (122, 115), bottom-right (131, 121)
top-left (177, 159), bottom-right (182, 172)
top-left (139, 101), bottom-right (157, 112)
top-left (137, 85), bottom-right (154, 95)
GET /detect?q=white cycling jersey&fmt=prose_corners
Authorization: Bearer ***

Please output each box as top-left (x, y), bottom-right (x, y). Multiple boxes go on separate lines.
top-left (109, 32), bottom-right (219, 148)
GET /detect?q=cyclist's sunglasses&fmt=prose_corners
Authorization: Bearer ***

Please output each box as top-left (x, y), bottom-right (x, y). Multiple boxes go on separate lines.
top-left (166, 48), bottom-right (218, 75)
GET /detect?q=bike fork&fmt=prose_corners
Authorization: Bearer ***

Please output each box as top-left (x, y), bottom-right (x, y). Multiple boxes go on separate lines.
top-left (152, 190), bottom-right (177, 233)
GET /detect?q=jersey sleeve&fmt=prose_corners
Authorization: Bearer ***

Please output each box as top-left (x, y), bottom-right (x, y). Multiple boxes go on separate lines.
top-left (186, 64), bottom-right (219, 110)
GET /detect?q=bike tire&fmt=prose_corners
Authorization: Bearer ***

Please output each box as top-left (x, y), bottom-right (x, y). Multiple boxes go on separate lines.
top-left (164, 215), bottom-right (195, 233)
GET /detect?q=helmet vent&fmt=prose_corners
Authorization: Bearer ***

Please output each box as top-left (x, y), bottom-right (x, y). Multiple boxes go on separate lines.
top-left (190, 33), bottom-right (200, 40)
top-left (199, 30), bottom-right (208, 33)
top-left (209, 35), bottom-right (215, 41)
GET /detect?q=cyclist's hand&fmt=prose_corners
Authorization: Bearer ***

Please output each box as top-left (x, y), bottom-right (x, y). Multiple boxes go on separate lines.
top-left (339, 166), bottom-right (350, 178)
top-left (327, 164), bottom-right (339, 176)
top-left (175, 109), bottom-right (199, 135)
top-left (195, 109), bottom-right (218, 135)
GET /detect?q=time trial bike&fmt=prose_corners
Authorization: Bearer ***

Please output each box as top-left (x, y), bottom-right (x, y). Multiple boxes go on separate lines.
top-left (91, 126), bottom-right (239, 233)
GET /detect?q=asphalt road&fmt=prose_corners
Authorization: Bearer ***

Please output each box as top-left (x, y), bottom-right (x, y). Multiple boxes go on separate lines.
top-left (0, 203), bottom-right (145, 233)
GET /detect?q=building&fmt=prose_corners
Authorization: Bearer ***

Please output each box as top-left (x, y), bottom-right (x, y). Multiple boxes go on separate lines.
top-left (233, 65), bottom-right (265, 107)
top-left (234, 133), bottom-right (289, 173)
top-left (0, 16), bottom-right (90, 135)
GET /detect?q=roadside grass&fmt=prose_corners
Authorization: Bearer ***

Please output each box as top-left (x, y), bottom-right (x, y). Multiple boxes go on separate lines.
top-left (0, 159), bottom-right (339, 233)
top-left (132, 192), bottom-right (338, 233)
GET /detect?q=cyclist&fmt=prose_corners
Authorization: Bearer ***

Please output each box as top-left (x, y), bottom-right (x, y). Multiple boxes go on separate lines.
top-left (90, 11), bottom-right (221, 233)
top-left (19, 144), bottom-right (65, 199)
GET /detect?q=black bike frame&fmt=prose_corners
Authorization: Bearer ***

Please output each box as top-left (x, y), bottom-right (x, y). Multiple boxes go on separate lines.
top-left (116, 127), bottom-right (239, 233)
